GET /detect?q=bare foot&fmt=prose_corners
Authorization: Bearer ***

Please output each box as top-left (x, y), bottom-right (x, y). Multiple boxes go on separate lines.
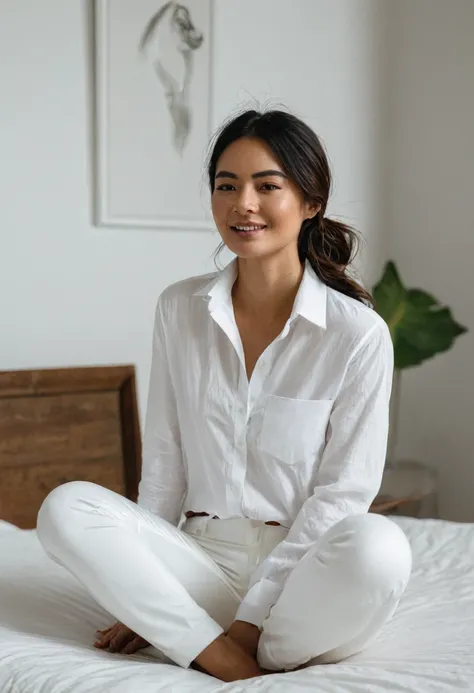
top-left (193, 634), bottom-right (262, 681)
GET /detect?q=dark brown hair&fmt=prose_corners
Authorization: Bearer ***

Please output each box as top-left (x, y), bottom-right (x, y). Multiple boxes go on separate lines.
top-left (208, 109), bottom-right (373, 306)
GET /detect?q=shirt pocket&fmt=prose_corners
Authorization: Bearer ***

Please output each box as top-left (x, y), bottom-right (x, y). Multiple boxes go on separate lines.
top-left (259, 395), bottom-right (334, 465)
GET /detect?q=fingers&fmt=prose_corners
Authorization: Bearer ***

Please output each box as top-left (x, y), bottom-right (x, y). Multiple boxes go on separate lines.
top-left (122, 636), bottom-right (149, 655)
top-left (94, 622), bottom-right (149, 655)
top-left (94, 622), bottom-right (124, 650)
top-left (109, 627), bottom-right (135, 653)
top-left (96, 625), bottom-right (115, 640)
top-left (94, 623), bottom-right (118, 649)
top-left (100, 633), bottom-right (148, 655)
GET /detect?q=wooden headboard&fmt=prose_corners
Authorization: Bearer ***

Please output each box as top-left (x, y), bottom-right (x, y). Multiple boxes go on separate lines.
top-left (0, 365), bottom-right (142, 529)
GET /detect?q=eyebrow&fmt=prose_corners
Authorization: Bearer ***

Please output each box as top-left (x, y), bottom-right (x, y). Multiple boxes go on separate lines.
top-left (215, 169), bottom-right (288, 180)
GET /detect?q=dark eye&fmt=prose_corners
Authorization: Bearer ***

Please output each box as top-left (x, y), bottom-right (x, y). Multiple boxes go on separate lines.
top-left (215, 184), bottom-right (235, 192)
top-left (261, 183), bottom-right (279, 191)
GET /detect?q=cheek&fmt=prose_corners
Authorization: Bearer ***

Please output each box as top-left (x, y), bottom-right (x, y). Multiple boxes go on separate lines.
top-left (266, 196), bottom-right (304, 225)
top-left (211, 194), bottom-right (230, 222)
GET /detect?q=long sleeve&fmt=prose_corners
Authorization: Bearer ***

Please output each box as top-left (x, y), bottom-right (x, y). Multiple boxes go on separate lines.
top-left (235, 321), bottom-right (394, 628)
top-left (137, 295), bottom-right (186, 525)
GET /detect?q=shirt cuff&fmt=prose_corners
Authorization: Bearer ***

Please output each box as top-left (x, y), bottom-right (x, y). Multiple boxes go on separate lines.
top-left (234, 579), bottom-right (283, 629)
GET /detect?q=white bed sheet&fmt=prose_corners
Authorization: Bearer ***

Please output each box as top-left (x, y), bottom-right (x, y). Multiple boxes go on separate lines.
top-left (1, 516), bottom-right (473, 693)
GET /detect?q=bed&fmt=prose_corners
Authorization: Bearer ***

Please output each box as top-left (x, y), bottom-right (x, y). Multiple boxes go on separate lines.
top-left (1, 367), bottom-right (474, 692)
top-left (2, 516), bottom-right (474, 692)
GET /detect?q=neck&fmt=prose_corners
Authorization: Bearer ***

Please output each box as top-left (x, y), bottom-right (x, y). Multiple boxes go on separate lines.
top-left (232, 252), bottom-right (304, 320)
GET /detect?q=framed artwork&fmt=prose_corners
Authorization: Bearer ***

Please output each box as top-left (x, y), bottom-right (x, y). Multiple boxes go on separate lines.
top-left (94, 0), bottom-right (214, 230)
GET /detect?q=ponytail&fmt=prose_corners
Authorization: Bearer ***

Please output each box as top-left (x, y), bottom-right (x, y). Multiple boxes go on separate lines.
top-left (298, 213), bottom-right (373, 307)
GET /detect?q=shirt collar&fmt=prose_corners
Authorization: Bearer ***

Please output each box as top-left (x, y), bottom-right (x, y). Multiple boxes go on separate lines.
top-left (194, 258), bottom-right (327, 329)
top-left (194, 259), bottom-right (238, 310)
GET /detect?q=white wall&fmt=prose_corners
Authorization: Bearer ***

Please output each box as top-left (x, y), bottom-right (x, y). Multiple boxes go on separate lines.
top-left (385, 0), bottom-right (474, 520)
top-left (0, 0), bottom-right (388, 420)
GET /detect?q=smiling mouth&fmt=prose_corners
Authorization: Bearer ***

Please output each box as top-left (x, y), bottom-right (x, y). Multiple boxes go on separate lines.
top-left (230, 224), bottom-right (267, 234)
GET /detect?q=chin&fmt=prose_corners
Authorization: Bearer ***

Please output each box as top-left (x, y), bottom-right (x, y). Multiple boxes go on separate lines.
top-left (220, 230), bottom-right (269, 257)
top-left (227, 240), bottom-right (273, 261)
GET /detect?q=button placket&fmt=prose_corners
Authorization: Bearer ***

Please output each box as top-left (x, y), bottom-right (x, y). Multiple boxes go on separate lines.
top-left (226, 367), bottom-right (250, 514)
top-left (248, 347), bottom-right (271, 413)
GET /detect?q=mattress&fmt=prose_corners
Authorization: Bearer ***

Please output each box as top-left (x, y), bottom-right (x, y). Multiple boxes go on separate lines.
top-left (1, 516), bottom-right (473, 693)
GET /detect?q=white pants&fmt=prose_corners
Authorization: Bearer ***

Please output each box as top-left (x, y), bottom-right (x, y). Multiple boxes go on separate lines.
top-left (36, 481), bottom-right (412, 672)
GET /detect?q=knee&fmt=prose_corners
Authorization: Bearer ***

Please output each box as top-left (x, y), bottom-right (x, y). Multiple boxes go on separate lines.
top-left (37, 481), bottom-right (105, 549)
top-left (317, 513), bottom-right (412, 597)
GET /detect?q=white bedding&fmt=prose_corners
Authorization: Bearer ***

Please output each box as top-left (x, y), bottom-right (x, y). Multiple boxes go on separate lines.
top-left (1, 517), bottom-right (473, 693)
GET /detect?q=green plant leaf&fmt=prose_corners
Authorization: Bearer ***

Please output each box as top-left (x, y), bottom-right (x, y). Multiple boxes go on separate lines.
top-left (406, 289), bottom-right (437, 309)
top-left (373, 261), bottom-right (468, 370)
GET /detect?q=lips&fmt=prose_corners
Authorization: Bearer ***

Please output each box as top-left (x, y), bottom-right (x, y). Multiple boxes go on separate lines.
top-left (230, 223), bottom-right (267, 234)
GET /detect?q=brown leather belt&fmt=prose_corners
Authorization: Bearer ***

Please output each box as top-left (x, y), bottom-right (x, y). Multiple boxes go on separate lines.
top-left (185, 511), bottom-right (281, 526)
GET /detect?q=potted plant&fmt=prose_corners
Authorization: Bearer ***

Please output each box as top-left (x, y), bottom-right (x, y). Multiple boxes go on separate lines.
top-left (373, 261), bottom-right (467, 470)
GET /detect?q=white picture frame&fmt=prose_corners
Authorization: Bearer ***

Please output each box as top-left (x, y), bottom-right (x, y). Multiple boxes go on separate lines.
top-left (94, 0), bottom-right (214, 230)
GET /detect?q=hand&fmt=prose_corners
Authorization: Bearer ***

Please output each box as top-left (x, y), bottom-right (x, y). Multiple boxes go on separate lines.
top-left (193, 632), bottom-right (262, 681)
top-left (225, 620), bottom-right (261, 659)
top-left (94, 621), bottom-right (150, 655)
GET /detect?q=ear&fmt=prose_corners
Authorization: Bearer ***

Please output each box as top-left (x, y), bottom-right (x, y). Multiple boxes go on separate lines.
top-left (305, 203), bottom-right (321, 220)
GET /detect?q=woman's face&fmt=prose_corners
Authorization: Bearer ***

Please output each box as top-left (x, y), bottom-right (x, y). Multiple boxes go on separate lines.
top-left (211, 137), bottom-right (318, 260)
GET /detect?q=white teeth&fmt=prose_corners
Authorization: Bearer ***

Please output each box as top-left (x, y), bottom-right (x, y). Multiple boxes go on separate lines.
top-left (234, 225), bottom-right (265, 231)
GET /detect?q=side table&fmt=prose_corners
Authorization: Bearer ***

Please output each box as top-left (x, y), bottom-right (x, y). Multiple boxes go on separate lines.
top-left (370, 460), bottom-right (439, 518)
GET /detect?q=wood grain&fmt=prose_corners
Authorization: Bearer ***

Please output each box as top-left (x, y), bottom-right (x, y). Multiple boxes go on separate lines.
top-left (0, 457), bottom-right (126, 529)
top-left (0, 366), bottom-right (134, 397)
top-left (0, 391), bottom-right (122, 467)
top-left (0, 365), bottom-right (142, 529)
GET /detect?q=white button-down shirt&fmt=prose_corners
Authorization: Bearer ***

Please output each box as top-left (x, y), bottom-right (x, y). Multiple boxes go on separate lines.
top-left (138, 259), bottom-right (394, 628)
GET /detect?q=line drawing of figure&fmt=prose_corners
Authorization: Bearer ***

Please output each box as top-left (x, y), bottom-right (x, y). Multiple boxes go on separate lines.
top-left (139, 2), bottom-right (205, 155)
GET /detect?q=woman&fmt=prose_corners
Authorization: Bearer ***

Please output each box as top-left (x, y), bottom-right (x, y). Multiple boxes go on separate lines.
top-left (37, 109), bottom-right (412, 682)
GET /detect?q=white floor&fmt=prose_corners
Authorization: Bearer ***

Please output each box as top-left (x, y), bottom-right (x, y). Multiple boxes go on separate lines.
top-left (1, 516), bottom-right (473, 693)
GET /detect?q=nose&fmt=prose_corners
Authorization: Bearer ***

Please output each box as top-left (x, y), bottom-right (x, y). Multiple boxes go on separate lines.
top-left (234, 185), bottom-right (259, 215)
